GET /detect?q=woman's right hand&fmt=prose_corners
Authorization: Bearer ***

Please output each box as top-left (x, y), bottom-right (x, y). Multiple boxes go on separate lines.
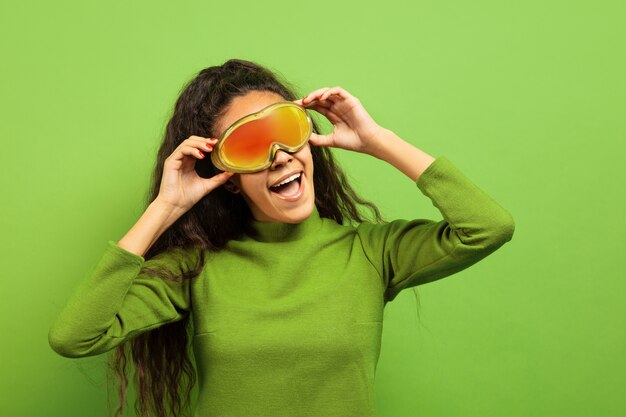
top-left (155, 135), bottom-right (235, 212)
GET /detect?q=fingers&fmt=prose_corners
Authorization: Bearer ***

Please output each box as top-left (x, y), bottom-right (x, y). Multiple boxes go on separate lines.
top-left (185, 144), bottom-right (209, 160)
top-left (170, 136), bottom-right (219, 161)
top-left (187, 135), bottom-right (219, 151)
top-left (301, 87), bottom-right (330, 104)
top-left (306, 99), bottom-right (333, 109)
top-left (319, 88), bottom-right (355, 104)
top-left (301, 86), bottom-right (352, 106)
top-left (180, 136), bottom-right (235, 179)
top-left (303, 103), bottom-right (342, 124)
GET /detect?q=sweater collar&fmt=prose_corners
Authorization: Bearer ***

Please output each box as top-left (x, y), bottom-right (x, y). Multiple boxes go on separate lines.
top-left (248, 205), bottom-right (323, 242)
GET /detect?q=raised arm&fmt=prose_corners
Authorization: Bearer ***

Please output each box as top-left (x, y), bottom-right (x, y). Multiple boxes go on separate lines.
top-left (357, 130), bottom-right (515, 303)
top-left (48, 201), bottom-right (195, 358)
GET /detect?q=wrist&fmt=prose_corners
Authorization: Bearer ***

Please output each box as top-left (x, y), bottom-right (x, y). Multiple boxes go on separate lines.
top-left (118, 200), bottom-right (185, 258)
top-left (150, 198), bottom-right (187, 225)
top-left (364, 127), bottom-right (396, 159)
top-left (363, 128), bottom-right (436, 183)
top-left (152, 197), bottom-right (183, 212)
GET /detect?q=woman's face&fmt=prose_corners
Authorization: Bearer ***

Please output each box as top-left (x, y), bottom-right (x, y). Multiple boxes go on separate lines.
top-left (216, 91), bottom-right (316, 224)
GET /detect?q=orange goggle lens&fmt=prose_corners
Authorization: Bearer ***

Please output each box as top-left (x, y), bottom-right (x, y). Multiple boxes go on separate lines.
top-left (211, 101), bottom-right (312, 173)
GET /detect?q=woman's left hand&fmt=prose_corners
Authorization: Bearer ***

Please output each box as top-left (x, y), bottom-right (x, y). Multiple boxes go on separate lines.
top-left (293, 87), bottom-right (386, 155)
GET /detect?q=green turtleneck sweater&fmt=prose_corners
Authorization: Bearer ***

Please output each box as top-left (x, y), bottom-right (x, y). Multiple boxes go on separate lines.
top-left (48, 156), bottom-right (515, 417)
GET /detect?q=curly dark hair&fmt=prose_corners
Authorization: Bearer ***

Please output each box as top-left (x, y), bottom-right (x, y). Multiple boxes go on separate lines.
top-left (105, 58), bottom-right (400, 417)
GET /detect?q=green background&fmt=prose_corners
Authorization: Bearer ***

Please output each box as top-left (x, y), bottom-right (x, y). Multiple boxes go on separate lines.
top-left (1, 0), bottom-right (624, 416)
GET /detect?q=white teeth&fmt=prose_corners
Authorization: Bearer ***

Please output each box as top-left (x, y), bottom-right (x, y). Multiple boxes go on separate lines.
top-left (271, 172), bottom-right (301, 188)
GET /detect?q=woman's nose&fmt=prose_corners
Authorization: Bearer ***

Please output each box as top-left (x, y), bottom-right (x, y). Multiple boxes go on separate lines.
top-left (271, 149), bottom-right (293, 168)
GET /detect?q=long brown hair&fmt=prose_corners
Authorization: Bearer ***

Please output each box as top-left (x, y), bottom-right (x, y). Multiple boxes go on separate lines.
top-left (106, 58), bottom-right (404, 417)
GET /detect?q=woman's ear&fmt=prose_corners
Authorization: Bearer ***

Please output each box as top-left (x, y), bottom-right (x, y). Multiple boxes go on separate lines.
top-left (223, 178), bottom-right (240, 194)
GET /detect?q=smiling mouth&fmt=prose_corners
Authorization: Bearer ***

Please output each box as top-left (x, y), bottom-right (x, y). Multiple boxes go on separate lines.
top-left (268, 171), bottom-right (304, 200)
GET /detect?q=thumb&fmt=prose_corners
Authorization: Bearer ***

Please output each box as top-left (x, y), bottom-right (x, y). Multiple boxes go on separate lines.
top-left (308, 132), bottom-right (332, 147)
top-left (207, 171), bottom-right (235, 188)
top-left (219, 171), bottom-right (236, 181)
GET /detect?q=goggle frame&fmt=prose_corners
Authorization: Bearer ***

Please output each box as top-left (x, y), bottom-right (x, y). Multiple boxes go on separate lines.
top-left (210, 101), bottom-right (313, 174)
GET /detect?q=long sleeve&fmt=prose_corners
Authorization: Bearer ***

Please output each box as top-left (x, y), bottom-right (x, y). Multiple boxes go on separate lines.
top-left (48, 240), bottom-right (193, 358)
top-left (356, 156), bottom-right (515, 303)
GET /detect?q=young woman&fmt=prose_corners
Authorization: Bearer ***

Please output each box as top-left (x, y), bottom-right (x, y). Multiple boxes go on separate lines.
top-left (49, 59), bottom-right (515, 417)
